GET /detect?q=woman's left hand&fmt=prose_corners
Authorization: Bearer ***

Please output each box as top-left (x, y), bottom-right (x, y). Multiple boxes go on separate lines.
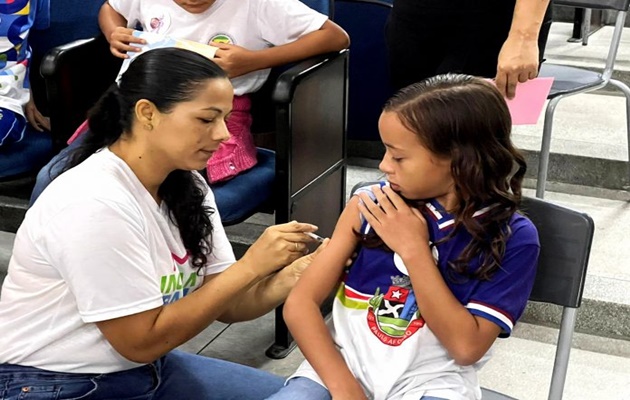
top-left (357, 185), bottom-right (429, 259)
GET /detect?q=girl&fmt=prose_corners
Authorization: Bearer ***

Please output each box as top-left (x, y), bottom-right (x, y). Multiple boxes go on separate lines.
top-left (0, 48), bottom-right (322, 399)
top-left (269, 74), bottom-right (540, 400)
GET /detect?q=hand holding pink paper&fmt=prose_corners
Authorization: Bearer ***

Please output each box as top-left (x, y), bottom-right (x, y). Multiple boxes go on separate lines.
top-left (498, 77), bottom-right (555, 125)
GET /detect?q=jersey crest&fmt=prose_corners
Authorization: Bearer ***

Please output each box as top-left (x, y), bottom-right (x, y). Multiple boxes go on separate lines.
top-left (366, 275), bottom-right (425, 346)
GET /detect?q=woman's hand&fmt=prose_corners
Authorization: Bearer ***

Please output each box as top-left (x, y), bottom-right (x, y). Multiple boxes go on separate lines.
top-left (495, 35), bottom-right (539, 99)
top-left (107, 26), bottom-right (145, 59)
top-left (240, 221), bottom-right (318, 279)
top-left (357, 185), bottom-right (429, 259)
top-left (283, 238), bottom-right (330, 283)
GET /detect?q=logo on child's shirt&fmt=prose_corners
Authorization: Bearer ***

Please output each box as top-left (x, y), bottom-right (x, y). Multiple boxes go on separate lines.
top-left (209, 33), bottom-right (234, 45)
top-left (144, 7), bottom-right (171, 33)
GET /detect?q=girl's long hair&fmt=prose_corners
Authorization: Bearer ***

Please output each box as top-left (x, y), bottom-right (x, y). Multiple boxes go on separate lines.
top-left (369, 74), bottom-right (525, 280)
top-left (52, 48), bottom-right (228, 271)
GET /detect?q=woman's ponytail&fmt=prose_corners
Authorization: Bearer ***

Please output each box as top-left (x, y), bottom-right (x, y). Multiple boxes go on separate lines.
top-left (54, 84), bottom-right (127, 176)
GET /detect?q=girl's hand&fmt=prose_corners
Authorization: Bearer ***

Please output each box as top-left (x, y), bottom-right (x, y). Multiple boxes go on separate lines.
top-left (108, 27), bottom-right (146, 59)
top-left (357, 185), bottom-right (429, 259)
top-left (241, 221), bottom-right (318, 278)
top-left (211, 43), bottom-right (258, 78)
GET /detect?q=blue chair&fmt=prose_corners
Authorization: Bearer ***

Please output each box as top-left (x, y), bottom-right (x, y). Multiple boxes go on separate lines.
top-left (334, 0), bottom-right (393, 143)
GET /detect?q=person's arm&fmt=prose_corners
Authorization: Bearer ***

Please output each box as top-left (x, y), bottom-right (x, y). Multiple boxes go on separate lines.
top-left (214, 238), bottom-right (328, 322)
top-left (495, 0), bottom-right (551, 99)
top-left (98, 1), bottom-right (145, 59)
top-left (357, 186), bottom-right (502, 366)
top-left (283, 197), bottom-right (368, 400)
top-left (95, 221), bottom-right (318, 364)
top-left (212, 20), bottom-right (349, 78)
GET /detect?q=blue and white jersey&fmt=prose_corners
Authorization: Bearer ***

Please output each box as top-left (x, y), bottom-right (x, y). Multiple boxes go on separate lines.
top-left (292, 182), bottom-right (539, 400)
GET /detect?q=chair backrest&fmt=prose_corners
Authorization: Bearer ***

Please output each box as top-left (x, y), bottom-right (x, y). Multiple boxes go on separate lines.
top-left (273, 52), bottom-right (349, 238)
top-left (334, 0), bottom-right (393, 142)
top-left (40, 35), bottom-right (122, 151)
top-left (554, 0), bottom-right (629, 11)
top-left (521, 197), bottom-right (594, 308)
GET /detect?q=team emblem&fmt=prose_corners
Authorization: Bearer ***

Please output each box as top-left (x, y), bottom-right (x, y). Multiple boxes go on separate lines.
top-left (366, 275), bottom-right (424, 346)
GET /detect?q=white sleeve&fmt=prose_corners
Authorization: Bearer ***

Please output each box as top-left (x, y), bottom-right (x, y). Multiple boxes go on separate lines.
top-left (107, 0), bottom-right (142, 28)
top-left (257, 0), bottom-right (328, 46)
top-left (199, 181), bottom-right (237, 276)
top-left (38, 198), bottom-right (164, 323)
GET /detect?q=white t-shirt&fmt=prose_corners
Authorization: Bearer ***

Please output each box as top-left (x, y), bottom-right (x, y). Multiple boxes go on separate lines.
top-left (108, 0), bottom-right (328, 95)
top-left (0, 148), bottom-right (236, 373)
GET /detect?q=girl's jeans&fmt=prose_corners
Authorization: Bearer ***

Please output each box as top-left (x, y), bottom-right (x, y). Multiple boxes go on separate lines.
top-left (0, 350), bottom-right (283, 399)
top-left (265, 377), bottom-right (447, 400)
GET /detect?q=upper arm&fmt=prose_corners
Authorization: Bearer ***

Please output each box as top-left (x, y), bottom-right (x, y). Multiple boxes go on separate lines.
top-left (100, 0), bottom-right (134, 30)
top-left (466, 221), bottom-right (540, 337)
top-left (287, 197), bottom-right (363, 305)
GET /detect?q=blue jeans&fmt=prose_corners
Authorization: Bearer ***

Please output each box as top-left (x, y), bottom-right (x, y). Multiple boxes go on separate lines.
top-left (265, 377), bottom-right (447, 400)
top-left (0, 350), bottom-right (284, 399)
top-left (29, 135), bottom-right (82, 206)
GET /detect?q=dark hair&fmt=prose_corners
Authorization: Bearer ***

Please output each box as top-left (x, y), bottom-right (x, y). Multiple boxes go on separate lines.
top-left (55, 48), bottom-right (229, 271)
top-left (367, 74), bottom-right (526, 280)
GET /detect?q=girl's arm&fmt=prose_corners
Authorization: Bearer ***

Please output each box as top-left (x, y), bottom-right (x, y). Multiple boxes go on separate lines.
top-left (212, 20), bottom-right (350, 78)
top-left (95, 221), bottom-right (317, 364)
top-left (98, 1), bottom-right (145, 59)
top-left (495, 0), bottom-right (551, 98)
top-left (283, 197), bottom-right (368, 400)
top-left (358, 186), bottom-right (502, 366)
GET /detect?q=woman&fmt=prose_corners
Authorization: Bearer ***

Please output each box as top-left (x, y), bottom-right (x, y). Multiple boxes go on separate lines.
top-left (0, 47), bottom-right (321, 399)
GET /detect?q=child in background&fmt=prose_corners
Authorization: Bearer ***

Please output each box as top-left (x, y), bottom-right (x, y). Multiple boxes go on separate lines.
top-left (268, 74), bottom-right (540, 400)
top-left (99, 0), bottom-right (349, 183)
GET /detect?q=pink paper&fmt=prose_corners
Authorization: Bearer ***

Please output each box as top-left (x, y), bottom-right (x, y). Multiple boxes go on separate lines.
top-left (502, 77), bottom-right (554, 125)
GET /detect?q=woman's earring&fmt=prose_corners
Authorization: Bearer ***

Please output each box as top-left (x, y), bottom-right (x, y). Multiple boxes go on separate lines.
top-left (145, 123), bottom-right (153, 131)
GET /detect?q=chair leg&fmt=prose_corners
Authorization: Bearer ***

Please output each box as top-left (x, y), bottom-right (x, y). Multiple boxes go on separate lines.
top-left (548, 307), bottom-right (578, 400)
top-left (536, 97), bottom-right (563, 199)
top-left (608, 79), bottom-right (630, 190)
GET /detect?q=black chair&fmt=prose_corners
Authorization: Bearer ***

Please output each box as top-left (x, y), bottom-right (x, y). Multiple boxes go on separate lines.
top-left (536, 0), bottom-right (630, 198)
top-left (482, 196), bottom-right (594, 400)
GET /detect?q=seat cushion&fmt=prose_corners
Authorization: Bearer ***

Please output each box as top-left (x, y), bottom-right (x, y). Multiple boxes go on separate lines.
top-left (0, 127), bottom-right (53, 180)
top-left (210, 148), bottom-right (275, 225)
top-left (539, 63), bottom-right (605, 99)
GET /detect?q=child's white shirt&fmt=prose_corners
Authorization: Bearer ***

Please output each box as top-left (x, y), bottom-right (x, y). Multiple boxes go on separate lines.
top-left (108, 0), bottom-right (328, 95)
